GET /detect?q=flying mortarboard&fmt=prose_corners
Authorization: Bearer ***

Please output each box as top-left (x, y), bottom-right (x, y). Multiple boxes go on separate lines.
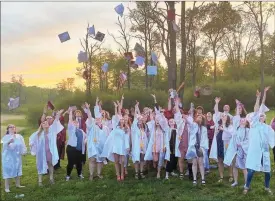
top-left (134, 43), bottom-right (145, 55)
top-left (8, 97), bottom-right (20, 110)
top-left (47, 101), bottom-right (55, 110)
top-left (135, 56), bottom-right (145, 66)
top-left (124, 52), bottom-right (133, 61)
top-left (58, 31), bottom-right (70, 43)
top-left (114, 3), bottom-right (124, 17)
top-left (101, 63), bottom-right (109, 73)
top-left (147, 66), bottom-right (157, 75)
top-left (78, 51), bottom-right (88, 63)
top-left (167, 9), bottom-right (176, 21)
top-left (172, 21), bottom-right (180, 32)
top-left (94, 31), bottom-right (105, 42)
top-left (88, 25), bottom-right (96, 36)
top-left (151, 52), bottom-right (158, 65)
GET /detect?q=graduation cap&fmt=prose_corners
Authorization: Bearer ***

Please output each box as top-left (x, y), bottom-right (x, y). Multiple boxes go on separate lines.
top-left (151, 52), bottom-right (158, 65)
top-left (58, 31), bottom-right (70, 43)
top-left (124, 52), bottom-right (133, 61)
top-left (147, 66), bottom-right (157, 75)
top-left (130, 60), bottom-right (138, 69)
top-left (200, 85), bottom-right (212, 96)
top-left (101, 63), bottom-right (109, 73)
top-left (78, 51), bottom-right (88, 63)
top-left (167, 9), bottom-right (176, 21)
top-left (172, 21), bottom-right (180, 32)
top-left (134, 43), bottom-right (145, 55)
top-left (88, 25), bottom-right (95, 36)
top-left (8, 97), bottom-right (20, 110)
top-left (135, 56), bottom-right (145, 66)
top-left (114, 3), bottom-right (124, 17)
top-left (94, 31), bottom-right (105, 42)
top-left (47, 101), bottom-right (55, 110)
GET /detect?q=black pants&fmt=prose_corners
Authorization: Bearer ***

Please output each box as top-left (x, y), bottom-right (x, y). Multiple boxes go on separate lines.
top-left (66, 145), bottom-right (82, 176)
top-left (166, 154), bottom-right (178, 173)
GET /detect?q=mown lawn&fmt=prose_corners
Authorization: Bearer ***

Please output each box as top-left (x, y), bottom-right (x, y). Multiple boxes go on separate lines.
top-left (1, 111), bottom-right (275, 201)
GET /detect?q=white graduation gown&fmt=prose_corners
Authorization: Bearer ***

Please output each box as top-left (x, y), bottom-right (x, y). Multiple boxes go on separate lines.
top-left (131, 118), bottom-right (149, 163)
top-left (86, 119), bottom-right (109, 162)
top-left (173, 111), bottom-right (187, 158)
top-left (224, 127), bottom-right (249, 169)
top-left (67, 123), bottom-right (87, 154)
top-left (144, 120), bottom-right (170, 161)
top-left (29, 119), bottom-right (64, 174)
top-left (245, 111), bottom-right (275, 172)
top-left (1, 134), bottom-right (27, 179)
top-left (185, 116), bottom-right (208, 160)
top-left (100, 127), bottom-right (130, 162)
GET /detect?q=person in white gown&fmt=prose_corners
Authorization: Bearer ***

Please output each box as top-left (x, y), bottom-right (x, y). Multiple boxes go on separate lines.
top-left (2, 124), bottom-right (27, 193)
top-left (29, 109), bottom-right (64, 186)
top-left (101, 101), bottom-right (130, 181)
top-left (185, 113), bottom-right (208, 185)
top-left (144, 108), bottom-right (170, 179)
top-left (243, 87), bottom-right (274, 195)
top-left (210, 97), bottom-right (234, 183)
top-left (224, 100), bottom-right (249, 187)
top-left (131, 101), bottom-right (149, 179)
top-left (85, 100), bottom-right (109, 181)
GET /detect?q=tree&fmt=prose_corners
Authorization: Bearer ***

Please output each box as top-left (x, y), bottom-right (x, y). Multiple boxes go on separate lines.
top-left (243, 2), bottom-right (275, 96)
top-left (129, 2), bottom-right (160, 89)
top-left (76, 23), bottom-right (104, 97)
top-left (108, 16), bottom-right (132, 90)
top-left (201, 2), bottom-right (241, 83)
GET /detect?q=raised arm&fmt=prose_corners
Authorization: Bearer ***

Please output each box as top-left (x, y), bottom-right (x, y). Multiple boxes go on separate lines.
top-left (174, 97), bottom-right (180, 113)
top-left (214, 97), bottom-right (220, 114)
top-left (177, 82), bottom-right (185, 93)
top-left (189, 102), bottom-right (195, 117)
top-left (151, 94), bottom-right (159, 110)
top-left (40, 104), bottom-right (47, 122)
top-left (54, 109), bottom-right (63, 121)
top-left (254, 90), bottom-right (261, 112)
top-left (84, 102), bottom-right (92, 121)
top-left (134, 101), bottom-right (141, 117)
top-left (116, 100), bottom-right (122, 115)
top-left (235, 99), bottom-right (241, 116)
top-left (261, 86), bottom-right (270, 105)
top-left (113, 101), bottom-right (118, 116)
top-left (120, 94), bottom-right (124, 109)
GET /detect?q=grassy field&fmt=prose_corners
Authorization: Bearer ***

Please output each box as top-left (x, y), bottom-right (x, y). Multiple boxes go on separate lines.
top-left (1, 111), bottom-right (275, 201)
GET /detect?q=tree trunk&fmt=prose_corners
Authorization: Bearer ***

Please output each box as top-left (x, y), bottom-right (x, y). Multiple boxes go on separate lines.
top-left (144, 14), bottom-right (148, 89)
top-left (127, 61), bottom-right (130, 90)
top-left (259, 2), bottom-right (265, 98)
top-left (180, 1), bottom-right (186, 98)
top-left (168, 1), bottom-right (177, 89)
top-left (213, 49), bottom-right (217, 83)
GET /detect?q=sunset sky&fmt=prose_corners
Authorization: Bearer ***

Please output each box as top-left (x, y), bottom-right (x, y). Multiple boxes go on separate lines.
top-left (1, 1), bottom-right (274, 89)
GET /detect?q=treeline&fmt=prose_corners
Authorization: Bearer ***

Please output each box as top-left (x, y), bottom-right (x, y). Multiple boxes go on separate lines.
top-left (9, 77), bottom-right (272, 127)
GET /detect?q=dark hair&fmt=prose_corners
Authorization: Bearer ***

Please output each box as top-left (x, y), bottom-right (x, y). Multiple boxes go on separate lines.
top-left (218, 115), bottom-right (230, 127)
top-left (6, 125), bottom-right (16, 135)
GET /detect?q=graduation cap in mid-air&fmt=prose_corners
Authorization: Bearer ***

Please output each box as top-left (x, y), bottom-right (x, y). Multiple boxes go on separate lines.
top-left (147, 66), bottom-right (157, 75)
top-left (47, 101), bottom-right (55, 110)
top-left (58, 31), bottom-right (70, 43)
top-left (101, 63), bottom-right (109, 73)
top-left (78, 51), bottom-right (88, 63)
top-left (88, 25), bottom-right (95, 36)
top-left (124, 52), bottom-right (133, 61)
top-left (114, 3), bottom-right (124, 17)
top-left (135, 56), bottom-right (145, 66)
top-left (151, 52), bottom-right (158, 65)
top-left (94, 31), bottom-right (105, 42)
top-left (8, 97), bottom-right (20, 110)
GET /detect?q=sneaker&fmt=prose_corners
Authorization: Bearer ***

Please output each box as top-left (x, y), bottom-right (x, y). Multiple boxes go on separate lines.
top-left (179, 173), bottom-right (184, 180)
top-left (97, 174), bottom-right (103, 179)
top-left (193, 180), bottom-right (197, 185)
top-left (229, 177), bottom-right (233, 183)
top-left (218, 178), bottom-right (223, 183)
top-left (231, 182), bottom-right (238, 187)
top-left (185, 171), bottom-right (189, 176)
top-left (201, 180), bottom-right (206, 185)
top-left (5, 189), bottom-right (10, 193)
top-left (265, 188), bottom-right (273, 196)
top-left (135, 173), bottom-right (139, 180)
top-left (66, 176), bottom-right (70, 181)
top-left (165, 176), bottom-right (169, 180)
top-left (140, 172), bottom-right (145, 179)
top-left (79, 174), bottom-right (84, 179)
top-left (171, 172), bottom-right (178, 177)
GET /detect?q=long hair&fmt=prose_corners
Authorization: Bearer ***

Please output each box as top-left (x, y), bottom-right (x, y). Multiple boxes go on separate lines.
top-left (6, 125), bottom-right (17, 135)
top-left (218, 115), bottom-right (230, 128)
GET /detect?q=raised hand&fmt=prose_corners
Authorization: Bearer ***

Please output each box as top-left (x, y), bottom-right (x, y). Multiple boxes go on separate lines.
top-left (264, 86), bottom-right (270, 92)
top-left (215, 97), bottom-right (221, 103)
top-left (57, 109), bottom-right (64, 116)
top-left (113, 101), bottom-right (118, 107)
top-left (235, 99), bottom-right (241, 105)
top-left (135, 100), bottom-right (139, 107)
top-left (256, 90), bottom-right (261, 98)
top-left (151, 94), bottom-right (156, 99)
top-left (84, 102), bottom-right (90, 109)
top-left (121, 94), bottom-right (124, 100)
